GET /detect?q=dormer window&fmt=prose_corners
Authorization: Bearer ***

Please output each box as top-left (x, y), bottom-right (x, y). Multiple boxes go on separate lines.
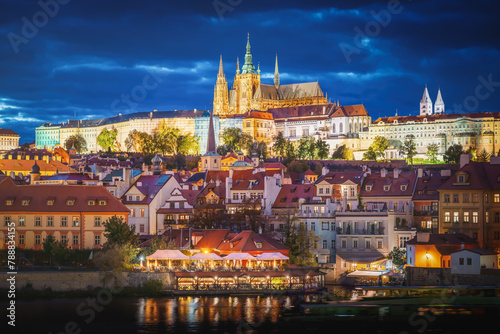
top-left (66, 199), bottom-right (75, 206)
top-left (365, 185), bottom-right (372, 191)
top-left (383, 185), bottom-right (390, 191)
top-left (401, 185), bottom-right (407, 191)
top-left (99, 200), bottom-right (106, 206)
top-left (46, 199), bottom-right (55, 206)
top-left (21, 198), bottom-right (30, 206)
top-left (5, 199), bottom-right (14, 206)
top-left (88, 200), bottom-right (95, 206)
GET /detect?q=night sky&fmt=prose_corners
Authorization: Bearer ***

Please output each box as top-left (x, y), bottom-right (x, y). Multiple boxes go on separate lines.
top-left (1, 0), bottom-right (499, 144)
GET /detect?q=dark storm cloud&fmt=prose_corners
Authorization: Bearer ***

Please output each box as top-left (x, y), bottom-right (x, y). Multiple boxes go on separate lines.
top-left (1, 0), bottom-right (499, 143)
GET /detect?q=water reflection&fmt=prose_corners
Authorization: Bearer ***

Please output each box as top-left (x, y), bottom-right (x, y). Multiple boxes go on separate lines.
top-left (137, 295), bottom-right (285, 332)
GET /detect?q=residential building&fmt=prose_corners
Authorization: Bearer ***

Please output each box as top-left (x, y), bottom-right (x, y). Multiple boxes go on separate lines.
top-left (121, 172), bottom-right (180, 235)
top-left (438, 155), bottom-right (500, 252)
top-left (0, 177), bottom-right (129, 250)
top-left (450, 248), bottom-right (499, 275)
top-left (406, 232), bottom-right (479, 268)
top-left (412, 168), bottom-right (450, 233)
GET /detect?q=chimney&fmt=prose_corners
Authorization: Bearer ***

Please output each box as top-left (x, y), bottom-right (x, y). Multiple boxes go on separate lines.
top-left (460, 154), bottom-right (471, 168)
top-left (461, 242), bottom-right (465, 250)
top-left (416, 232), bottom-right (430, 243)
top-left (417, 168), bottom-right (423, 178)
top-left (393, 168), bottom-right (399, 179)
top-left (322, 166), bottom-right (329, 176)
top-left (381, 168), bottom-right (387, 178)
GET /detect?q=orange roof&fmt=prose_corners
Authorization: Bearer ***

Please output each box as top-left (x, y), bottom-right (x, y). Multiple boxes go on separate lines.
top-left (0, 177), bottom-right (129, 213)
top-left (0, 159), bottom-right (76, 173)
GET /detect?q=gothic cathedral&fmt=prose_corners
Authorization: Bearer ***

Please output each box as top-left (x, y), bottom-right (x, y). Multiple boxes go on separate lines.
top-left (213, 35), bottom-right (328, 116)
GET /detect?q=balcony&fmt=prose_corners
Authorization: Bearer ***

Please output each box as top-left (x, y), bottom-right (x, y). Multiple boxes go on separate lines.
top-left (336, 227), bottom-right (385, 235)
top-left (413, 210), bottom-right (438, 217)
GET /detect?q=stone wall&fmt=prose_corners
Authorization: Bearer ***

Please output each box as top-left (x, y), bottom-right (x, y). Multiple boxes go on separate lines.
top-left (0, 271), bottom-right (176, 292)
top-left (406, 267), bottom-right (500, 286)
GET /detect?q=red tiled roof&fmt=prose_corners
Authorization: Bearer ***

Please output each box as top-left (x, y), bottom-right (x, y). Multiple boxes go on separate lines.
top-left (217, 230), bottom-right (289, 255)
top-left (0, 177), bottom-right (129, 213)
top-left (360, 169), bottom-right (416, 198)
top-left (0, 159), bottom-right (76, 173)
top-left (373, 112), bottom-right (500, 124)
top-left (438, 161), bottom-right (500, 191)
top-left (407, 233), bottom-right (478, 246)
top-left (272, 184), bottom-right (314, 208)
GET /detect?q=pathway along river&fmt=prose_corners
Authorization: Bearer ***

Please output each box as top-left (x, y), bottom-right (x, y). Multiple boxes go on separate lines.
top-left (4, 287), bottom-right (497, 334)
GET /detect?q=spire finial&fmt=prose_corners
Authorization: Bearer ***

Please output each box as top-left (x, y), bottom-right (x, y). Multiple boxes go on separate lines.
top-left (274, 53), bottom-right (280, 88)
top-left (241, 34), bottom-right (255, 74)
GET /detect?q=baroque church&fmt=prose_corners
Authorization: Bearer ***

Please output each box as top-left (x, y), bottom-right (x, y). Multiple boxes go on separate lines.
top-left (213, 35), bottom-right (328, 116)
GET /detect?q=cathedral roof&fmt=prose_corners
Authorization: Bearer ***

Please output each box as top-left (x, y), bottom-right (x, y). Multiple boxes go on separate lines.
top-left (254, 82), bottom-right (324, 100)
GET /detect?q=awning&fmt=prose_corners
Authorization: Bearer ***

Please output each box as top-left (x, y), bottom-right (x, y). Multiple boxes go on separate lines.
top-left (222, 253), bottom-right (256, 260)
top-left (347, 270), bottom-right (389, 277)
top-left (337, 252), bottom-right (386, 264)
top-left (255, 252), bottom-right (289, 260)
top-left (146, 250), bottom-right (190, 260)
top-left (190, 252), bottom-right (223, 260)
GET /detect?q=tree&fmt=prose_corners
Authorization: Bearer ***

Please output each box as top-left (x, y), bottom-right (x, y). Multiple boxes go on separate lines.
top-left (272, 131), bottom-right (287, 157)
top-left (287, 160), bottom-right (310, 173)
top-left (399, 135), bottom-right (417, 165)
top-left (64, 134), bottom-right (87, 153)
top-left (315, 138), bottom-right (330, 160)
top-left (278, 209), bottom-right (319, 266)
top-left (283, 140), bottom-right (296, 165)
top-left (443, 144), bottom-right (464, 164)
top-left (476, 148), bottom-right (490, 162)
top-left (125, 130), bottom-right (141, 152)
top-left (426, 143), bottom-right (439, 163)
top-left (42, 234), bottom-right (56, 266)
top-left (232, 198), bottom-right (265, 232)
top-left (296, 136), bottom-right (316, 159)
top-left (221, 127), bottom-right (252, 153)
top-left (363, 136), bottom-right (387, 161)
top-left (244, 140), bottom-right (268, 160)
top-left (177, 134), bottom-right (200, 155)
top-left (102, 216), bottom-right (138, 247)
top-left (387, 246), bottom-right (407, 268)
top-left (97, 127), bottom-right (118, 152)
top-left (332, 144), bottom-right (352, 160)
top-left (136, 132), bottom-right (156, 155)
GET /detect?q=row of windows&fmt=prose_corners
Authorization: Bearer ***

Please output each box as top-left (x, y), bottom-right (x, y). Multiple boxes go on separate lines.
top-left (3, 216), bottom-right (102, 227)
top-left (443, 193), bottom-right (500, 203)
top-left (7, 234), bottom-right (101, 246)
top-left (340, 239), bottom-right (383, 249)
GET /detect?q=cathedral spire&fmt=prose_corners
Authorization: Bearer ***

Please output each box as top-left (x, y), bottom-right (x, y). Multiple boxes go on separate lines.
top-left (206, 110), bottom-right (216, 153)
top-left (420, 84), bottom-right (433, 116)
top-left (217, 55), bottom-right (224, 78)
top-left (241, 33), bottom-right (255, 74)
top-left (236, 57), bottom-right (240, 75)
top-left (434, 87), bottom-right (445, 114)
top-left (274, 53), bottom-right (280, 88)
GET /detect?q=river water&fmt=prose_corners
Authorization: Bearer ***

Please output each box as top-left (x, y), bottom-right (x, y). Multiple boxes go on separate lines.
top-left (4, 288), bottom-right (496, 334)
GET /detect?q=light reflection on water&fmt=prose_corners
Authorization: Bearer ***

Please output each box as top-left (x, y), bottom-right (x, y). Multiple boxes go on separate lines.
top-left (136, 295), bottom-right (285, 332)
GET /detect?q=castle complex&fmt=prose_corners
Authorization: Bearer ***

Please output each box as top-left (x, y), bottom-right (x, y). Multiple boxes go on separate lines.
top-left (213, 35), bottom-right (328, 116)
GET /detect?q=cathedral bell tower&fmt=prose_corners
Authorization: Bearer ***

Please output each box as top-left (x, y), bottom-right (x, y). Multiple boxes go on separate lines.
top-left (232, 34), bottom-right (261, 115)
top-left (213, 55), bottom-right (229, 116)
